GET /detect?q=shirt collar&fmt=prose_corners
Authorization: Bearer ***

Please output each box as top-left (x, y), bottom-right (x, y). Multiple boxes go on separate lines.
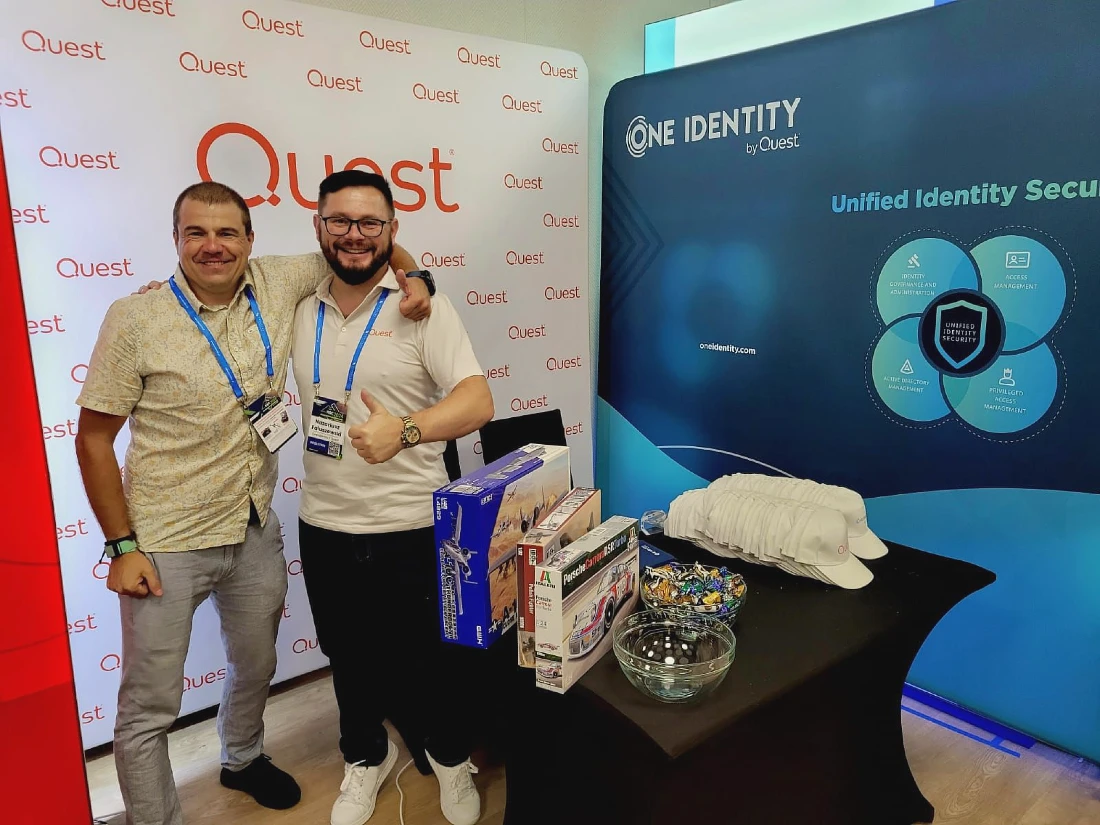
top-left (172, 264), bottom-right (256, 312)
top-left (315, 268), bottom-right (400, 315)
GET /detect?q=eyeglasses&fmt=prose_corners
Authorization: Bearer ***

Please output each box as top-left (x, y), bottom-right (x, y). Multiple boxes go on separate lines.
top-left (318, 216), bottom-right (392, 237)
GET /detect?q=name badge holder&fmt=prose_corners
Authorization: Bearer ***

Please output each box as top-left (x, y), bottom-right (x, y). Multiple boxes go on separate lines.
top-left (306, 291), bottom-right (389, 459)
top-left (170, 277), bottom-right (298, 453)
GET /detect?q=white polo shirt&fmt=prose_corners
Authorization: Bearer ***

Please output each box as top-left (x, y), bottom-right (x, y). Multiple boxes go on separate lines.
top-left (291, 271), bottom-right (483, 534)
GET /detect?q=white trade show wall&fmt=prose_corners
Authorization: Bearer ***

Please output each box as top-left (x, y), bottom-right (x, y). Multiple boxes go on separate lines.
top-left (298, 0), bottom-right (720, 370)
top-left (0, 0), bottom-right (597, 748)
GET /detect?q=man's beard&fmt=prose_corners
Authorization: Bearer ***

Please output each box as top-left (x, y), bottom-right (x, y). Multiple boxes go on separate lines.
top-left (322, 237), bottom-right (392, 286)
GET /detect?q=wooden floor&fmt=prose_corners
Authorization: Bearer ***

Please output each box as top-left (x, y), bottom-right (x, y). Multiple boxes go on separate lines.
top-left (87, 672), bottom-right (1100, 825)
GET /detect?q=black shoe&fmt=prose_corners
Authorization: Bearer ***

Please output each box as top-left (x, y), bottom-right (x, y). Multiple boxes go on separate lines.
top-left (220, 754), bottom-right (302, 810)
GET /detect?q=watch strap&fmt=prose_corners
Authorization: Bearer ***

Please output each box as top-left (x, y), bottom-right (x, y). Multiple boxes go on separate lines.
top-left (103, 533), bottom-right (139, 559)
top-left (400, 415), bottom-right (421, 448)
top-left (404, 269), bottom-right (436, 296)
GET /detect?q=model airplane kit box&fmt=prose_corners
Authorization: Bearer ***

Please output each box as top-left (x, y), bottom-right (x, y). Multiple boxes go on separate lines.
top-left (517, 487), bottom-right (602, 668)
top-left (435, 444), bottom-right (570, 649)
top-left (534, 515), bottom-right (640, 693)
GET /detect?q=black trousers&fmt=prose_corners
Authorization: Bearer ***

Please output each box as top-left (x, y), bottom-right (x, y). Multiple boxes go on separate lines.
top-left (299, 520), bottom-right (472, 767)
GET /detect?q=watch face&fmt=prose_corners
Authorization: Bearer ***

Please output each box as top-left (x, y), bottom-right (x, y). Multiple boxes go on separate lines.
top-left (404, 420), bottom-right (422, 445)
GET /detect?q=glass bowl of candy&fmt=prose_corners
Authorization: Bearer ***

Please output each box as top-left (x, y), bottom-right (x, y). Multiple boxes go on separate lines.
top-left (641, 562), bottom-right (747, 626)
top-left (613, 610), bottom-right (736, 703)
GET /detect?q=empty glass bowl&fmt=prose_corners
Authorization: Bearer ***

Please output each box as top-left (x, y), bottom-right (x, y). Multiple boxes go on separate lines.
top-left (613, 610), bottom-right (736, 703)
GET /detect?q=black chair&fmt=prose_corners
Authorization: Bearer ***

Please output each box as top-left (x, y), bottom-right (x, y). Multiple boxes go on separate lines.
top-left (478, 409), bottom-right (568, 465)
top-left (443, 439), bottom-right (462, 482)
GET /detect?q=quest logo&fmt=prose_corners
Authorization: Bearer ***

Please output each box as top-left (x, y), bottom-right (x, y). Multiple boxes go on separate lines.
top-left (1, 88), bottom-right (31, 109)
top-left (283, 389), bottom-right (301, 407)
top-left (512, 393), bottom-right (550, 413)
top-left (184, 668), bottom-right (227, 692)
top-left (101, 0), bottom-right (177, 17)
top-left (413, 83), bottom-right (459, 104)
top-left (57, 518), bottom-right (91, 540)
top-left (43, 418), bottom-right (79, 441)
top-left (485, 365), bottom-right (511, 380)
top-left (71, 363), bottom-right (88, 384)
top-left (27, 314), bottom-right (65, 335)
top-left (308, 69), bottom-right (362, 93)
top-left (292, 638), bottom-right (319, 654)
top-left (12, 204), bottom-right (49, 224)
top-left (68, 613), bottom-right (98, 635)
top-left (540, 61), bottom-right (579, 80)
top-left (282, 476), bottom-right (302, 494)
top-left (504, 173), bottom-right (542, 191)
top-left (457, 46), bottom-right (500, 68)
top-left (502, 94), bottom-right (541, 113)
top-left (57, 257), bottom-right (134, 278)
top-left (508, 324), bottom-right (546, 341)
top-left (22, 30), bottom-right (105, 60)
top-left (40, 146), bottom-right (119, 170)
top-left (179, 51), bottom-right (247, 79)
top-left (544, 285), bottom-right (580, 301)
top-left (467, 289), bottom-right (507, 306)
top-left (546, 355), bottom-right (583, 372)
top-left (287, 558), bottom-right (303, 576)
top-left (542, 138), bottom-right (579, 155)
top-left (564, 420), bottom-right (584, 436)
top-left (626, 96), bottom-right (801, 159)
top-left (197, 122), bottom-right (457, 212)
top-left (472, 439), bottom-right (483, 456)
top-left (421, 251), bottom-right (465, 268)
top-left (359, 30), bottom-right (411, 54)
top-left (506, 250), bottom-right (544, 266)
top-left (242, 10), bottom-right (303, 37)
top-left (543, 213), bottom-right (579, 229)
top-left (81, 705), bottom-right (107, 725)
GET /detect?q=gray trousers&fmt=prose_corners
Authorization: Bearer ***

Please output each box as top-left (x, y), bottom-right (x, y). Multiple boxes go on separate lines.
top-left (114, 513), bottom-right (288, 825)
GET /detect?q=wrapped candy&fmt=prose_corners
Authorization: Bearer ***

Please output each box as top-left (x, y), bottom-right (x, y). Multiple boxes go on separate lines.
top-left (642, 561), bottom-right (747, 624)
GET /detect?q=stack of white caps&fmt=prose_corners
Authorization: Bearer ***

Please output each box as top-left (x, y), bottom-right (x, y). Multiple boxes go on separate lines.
top-left (708, 474), bottom-right (888, 560)
top-left (666, 487), bottom-right (874, 589)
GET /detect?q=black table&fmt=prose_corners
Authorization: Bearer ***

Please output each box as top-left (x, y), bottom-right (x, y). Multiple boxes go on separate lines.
top-left (499, 535), bottom-right (995, 825)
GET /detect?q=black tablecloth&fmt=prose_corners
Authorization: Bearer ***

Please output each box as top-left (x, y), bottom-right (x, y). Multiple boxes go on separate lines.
top-left (497, 535), bottom-right (995, 825)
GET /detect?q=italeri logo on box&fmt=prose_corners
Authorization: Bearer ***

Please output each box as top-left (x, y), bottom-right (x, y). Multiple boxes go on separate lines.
top-left (534, 515), bottom-right (640, 693)
top-left (517, 487), bottom-right (601, 668)
top-left (435, 444), bottom-right (571, 649)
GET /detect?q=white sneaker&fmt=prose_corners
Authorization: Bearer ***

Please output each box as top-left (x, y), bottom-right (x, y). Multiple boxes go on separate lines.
top-left (330, 739), bottom-right (398, 825)
top-left (426, 752), bottom-right (481, 825)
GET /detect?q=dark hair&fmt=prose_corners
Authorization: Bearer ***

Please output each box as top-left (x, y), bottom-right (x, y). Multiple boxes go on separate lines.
top-left (318, 170), bottom-right (395, 215)
top-left (173, 181), bottom-right (252, 235)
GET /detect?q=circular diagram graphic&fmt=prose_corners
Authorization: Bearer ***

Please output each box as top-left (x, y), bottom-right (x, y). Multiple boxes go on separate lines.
top-left (870, 231), bottom-right (1070, 436)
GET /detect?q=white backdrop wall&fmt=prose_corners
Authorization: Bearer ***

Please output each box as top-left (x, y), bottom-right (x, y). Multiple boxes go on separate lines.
top-left (296, 0), bottom-right (719, 375)
top-left (0, 0), bottom-right (589, 748)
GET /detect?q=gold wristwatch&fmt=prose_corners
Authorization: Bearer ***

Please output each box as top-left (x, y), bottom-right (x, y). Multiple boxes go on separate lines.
top-left (400, 416), bottom-right (422, 448)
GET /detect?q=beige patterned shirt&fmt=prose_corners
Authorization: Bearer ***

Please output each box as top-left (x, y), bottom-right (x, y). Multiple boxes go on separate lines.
top-left (77, 254), bottom-right (330, 553)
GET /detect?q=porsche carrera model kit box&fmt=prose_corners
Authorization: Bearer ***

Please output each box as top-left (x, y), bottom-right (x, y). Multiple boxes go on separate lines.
top-left (517, 487), bottom-right (602, 668)
top-left (534, 515), bottom-right (640, 693)
top-left (435, 444), bottom-right (570, 649)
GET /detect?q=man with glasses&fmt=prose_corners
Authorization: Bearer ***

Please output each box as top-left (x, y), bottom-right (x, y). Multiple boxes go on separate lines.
top-left (292, 170), bottom-right (493, 825)
top-left (74, 180), bottom-right (431, 825)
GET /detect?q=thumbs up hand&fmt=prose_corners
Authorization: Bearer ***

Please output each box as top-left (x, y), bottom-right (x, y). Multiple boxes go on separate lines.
top-left (396, 268), bottom-right (431, 322)
top-left (348, 389), bottom-right (404, 464)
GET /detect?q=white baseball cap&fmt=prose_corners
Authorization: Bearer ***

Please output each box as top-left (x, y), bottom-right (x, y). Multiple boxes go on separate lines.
top-left (705, 490), bottom-right (873, 589)
top-left (667, 488), bottom-right (874, 589)
top-left (709, 474), bottom-right (888, 560)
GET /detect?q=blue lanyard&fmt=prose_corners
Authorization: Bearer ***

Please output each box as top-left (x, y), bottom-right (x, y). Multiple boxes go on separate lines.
top-left (314, 290), bottom-right (389, 401)
top-left (169, 276), bottom-right (274, 403)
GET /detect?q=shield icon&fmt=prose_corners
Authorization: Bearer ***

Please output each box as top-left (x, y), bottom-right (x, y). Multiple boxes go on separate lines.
top-left (934, 299), bottom-right (987, 369)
